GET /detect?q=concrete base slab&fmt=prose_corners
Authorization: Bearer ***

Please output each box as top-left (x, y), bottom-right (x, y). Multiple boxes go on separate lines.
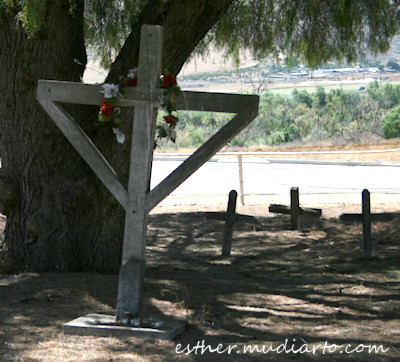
top-left (64, 314), bottom-right (186, 340)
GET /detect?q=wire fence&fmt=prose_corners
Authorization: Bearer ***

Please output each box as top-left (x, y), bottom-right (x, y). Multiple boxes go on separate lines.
top-left (153, 149), bottom-right (400, 203)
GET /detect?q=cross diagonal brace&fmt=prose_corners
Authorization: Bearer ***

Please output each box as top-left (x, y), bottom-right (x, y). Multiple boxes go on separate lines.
top-left (146, 91), bottom-right (259, 211)
top-left (36, 83), bottom-right (129, 210)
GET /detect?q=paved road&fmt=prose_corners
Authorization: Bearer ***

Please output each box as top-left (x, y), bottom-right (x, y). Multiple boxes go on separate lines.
top-left (151, 157), bottom-right (400, 196)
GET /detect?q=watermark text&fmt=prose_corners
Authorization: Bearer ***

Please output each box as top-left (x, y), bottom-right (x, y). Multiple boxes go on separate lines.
top-left (175, 339), bottom-right (390, 356)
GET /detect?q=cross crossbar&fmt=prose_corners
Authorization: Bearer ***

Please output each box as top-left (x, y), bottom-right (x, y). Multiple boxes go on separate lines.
top-left (38, 80), bottom-right (258, 112)
top-left (340, 212), bottom-right (398, 222)
top-left (37, 80), bottom-right (258, 212)
top-left (268, 204), bottom-right (322, 217)
top-left (204, 212), bottom-right (256, 223)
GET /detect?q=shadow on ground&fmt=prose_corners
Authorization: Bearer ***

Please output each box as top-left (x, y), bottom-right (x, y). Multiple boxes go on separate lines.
top-left (1, 212), bottom-right (400, 360)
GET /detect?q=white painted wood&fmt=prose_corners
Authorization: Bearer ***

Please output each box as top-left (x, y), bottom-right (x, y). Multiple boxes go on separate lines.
top-left (116, 25), bottom-right (163, 320)
top-left (175, 91), bottom-right (258, 113)
top-left (37, 80), bottom-right (161, 107)
top-left (37, 24), bottom-right (259, 325)
top-left (237, 155), bottom-right (245, 205)
top-left (36, 80), bottom-right (258, 112)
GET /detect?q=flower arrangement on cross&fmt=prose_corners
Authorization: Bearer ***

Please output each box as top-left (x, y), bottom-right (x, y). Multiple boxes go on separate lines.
top-left (98, 69), bottom-right (180, 145)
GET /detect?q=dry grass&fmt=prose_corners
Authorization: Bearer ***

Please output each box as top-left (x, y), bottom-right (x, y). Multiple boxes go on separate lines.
top-left (160, 138), bottom-right (400, 163)
top-left (244, 138), bottom-right (400, 163)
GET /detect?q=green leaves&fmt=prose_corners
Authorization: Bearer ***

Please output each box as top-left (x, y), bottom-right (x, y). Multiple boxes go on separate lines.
top-left (84, 0), bottom-right (148, 68)
top-left (382, 106), bottom-right (400, 139)
top-left (214, 0), bottom-right (400, 68)
top-left (8, 0), bottom-right (399, 71)
top-left (5, 0), bottom-right (48, 38)
top-left (1, 0), bottom-right (78, 38)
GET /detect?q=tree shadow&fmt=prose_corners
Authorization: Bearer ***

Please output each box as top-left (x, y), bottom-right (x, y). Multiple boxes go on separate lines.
top-left (143, 212), bottom-right (400, 360)
top-left (0, 212), bottom-right (400, 360)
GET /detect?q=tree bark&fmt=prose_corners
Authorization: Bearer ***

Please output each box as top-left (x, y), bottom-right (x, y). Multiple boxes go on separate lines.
top-left (0, 0), bottom-right (93, 271)
top-left (1, 0), bottom-right (234, 273)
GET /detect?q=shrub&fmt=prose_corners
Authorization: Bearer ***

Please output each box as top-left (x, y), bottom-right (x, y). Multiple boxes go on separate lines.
top-left (382, 106), bottom-right (400, 138)
top-left (189, 127), bottom-right (206, 145)
top-left (387, 60), bottom-right (400, 71)
top-left (268, 131), bottom-right (286, 145)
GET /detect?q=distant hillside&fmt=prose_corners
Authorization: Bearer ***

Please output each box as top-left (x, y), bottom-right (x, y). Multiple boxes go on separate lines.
top-left (83, 35), bottom-right (400, 84)
top-left (372, 35), bottom-right (400, 64)
top-left (181, 35), bottom-right (400, 77)
top-left (180, 47), bottom-right (258, 76)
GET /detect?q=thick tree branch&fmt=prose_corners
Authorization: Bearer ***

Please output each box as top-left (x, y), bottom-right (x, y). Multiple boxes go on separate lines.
top-left (107, 0), bottom-right (234, 82)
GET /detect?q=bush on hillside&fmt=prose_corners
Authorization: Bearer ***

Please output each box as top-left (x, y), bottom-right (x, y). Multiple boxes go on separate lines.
top-left (382, 106), bottom-right (400, 138)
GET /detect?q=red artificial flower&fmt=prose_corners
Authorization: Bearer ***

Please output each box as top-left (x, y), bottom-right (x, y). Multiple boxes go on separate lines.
top-left (100, 99), bottom-right (113, 118)
top-left (162, 72), bottom-right (177, 88)
top-left (164, 115), bottom-right (177, 124)
top-left (127, 76), bottom-right (137, 87)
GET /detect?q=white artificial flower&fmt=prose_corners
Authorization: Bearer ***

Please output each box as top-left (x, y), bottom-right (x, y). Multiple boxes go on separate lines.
top-left (158, 101), bottom-right (167, 112)
top-left (167, 129), bottom-right (177, 142)
top-left (158, 95), bottom-right (170, 112)
top-left (112, 127), bottom-right (126, 144)
top-left (102, 83), bottom-right (120, 98)
top-left (127, 67), bottom-right (138, 78)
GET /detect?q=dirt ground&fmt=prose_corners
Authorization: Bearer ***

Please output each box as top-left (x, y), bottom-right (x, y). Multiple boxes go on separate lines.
top-left (1, 143), bottom-right (400, 361)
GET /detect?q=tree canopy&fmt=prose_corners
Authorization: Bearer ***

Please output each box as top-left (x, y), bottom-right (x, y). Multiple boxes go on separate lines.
top-left (214, 0), bottom-right (400, 67)
top-left (3, 0), bottom-right (400, 70)
top-left (2, 0), bottom-right (400, 273)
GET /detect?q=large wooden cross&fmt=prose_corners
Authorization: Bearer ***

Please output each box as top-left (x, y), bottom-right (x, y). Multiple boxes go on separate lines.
top-left (37, 25), bottom-right (259, 327)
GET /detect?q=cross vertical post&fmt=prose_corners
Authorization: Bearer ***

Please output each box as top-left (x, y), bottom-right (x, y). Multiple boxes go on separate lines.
top-left (290, 187), bottom-right (300, 230)
top-left (222, 190), bottom-right (238, 256)
top-left (361, 189), bottom-right (372, 257)
top-left (116, 25), bottom-right (162, 321)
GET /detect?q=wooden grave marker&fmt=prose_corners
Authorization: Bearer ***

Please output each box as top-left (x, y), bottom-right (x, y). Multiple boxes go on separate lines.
top-left (340, 189), bottom-right (400, 257)
top-left (36, 25), bottom-right (259, 339)
top-left (203, 190), bottom-right (259, 256)
top-left (269, 187), bottom-right (322, 229)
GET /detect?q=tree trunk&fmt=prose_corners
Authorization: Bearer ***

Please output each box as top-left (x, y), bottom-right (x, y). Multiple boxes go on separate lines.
top-left (1, 0), bottom-right (234, 273)
top-left (0, 0), bottom-right (95, 271)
